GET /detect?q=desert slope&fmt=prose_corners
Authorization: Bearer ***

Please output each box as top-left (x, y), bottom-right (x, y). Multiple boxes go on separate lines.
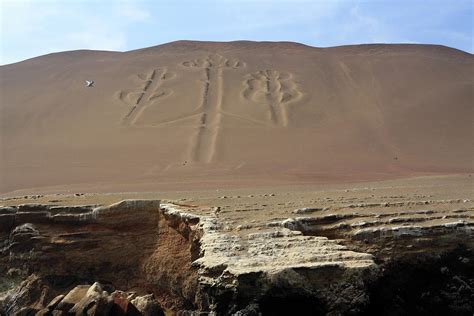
top-left (0, 41), bottom-right (472, 193)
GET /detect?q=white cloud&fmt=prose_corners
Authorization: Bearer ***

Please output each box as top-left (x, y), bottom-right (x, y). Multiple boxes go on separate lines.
top-left (0, 0), bottom-right (136, 64)
top-left (116, 2), bottom-right (150, 22)
top-left (347, 5), bottom-right (387, 43)
top-left (0, 0), bottom-right (60, 34)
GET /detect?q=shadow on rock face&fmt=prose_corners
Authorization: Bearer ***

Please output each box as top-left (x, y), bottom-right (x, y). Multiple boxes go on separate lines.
top-left (364, 246), bottom-right (474, 316)
top-left (258, 291), bottom-right (326, 316)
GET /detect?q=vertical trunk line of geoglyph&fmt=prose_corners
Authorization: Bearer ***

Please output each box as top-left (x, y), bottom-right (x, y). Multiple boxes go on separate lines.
top-left (184, 54), bottom-right (245, 163)
top-left (265, 75), bottom-right (278, 126)
top-left (196, 65), bottom-right (223, 163)
top-left (192, 60), bottom-right (222, 163)
top-left (191, 63), bottom-right (213, 163)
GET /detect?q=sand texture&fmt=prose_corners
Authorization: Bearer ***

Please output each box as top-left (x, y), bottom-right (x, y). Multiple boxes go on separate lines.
top-left (0, 41), bottom-right (472, 194)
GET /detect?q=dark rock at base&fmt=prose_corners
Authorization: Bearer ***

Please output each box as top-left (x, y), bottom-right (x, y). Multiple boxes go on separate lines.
top-left (36, 283), bottom-right (165, 316)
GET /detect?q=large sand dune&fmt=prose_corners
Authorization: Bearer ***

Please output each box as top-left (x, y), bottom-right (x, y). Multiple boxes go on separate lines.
top-left (0, 41), bottom-right (472, 194)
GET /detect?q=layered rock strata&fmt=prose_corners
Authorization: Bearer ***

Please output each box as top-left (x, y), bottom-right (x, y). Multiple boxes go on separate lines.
top-left (280, 201), bottom-right (474, 259)
top-left (0, 200), bottom-right (200, 315)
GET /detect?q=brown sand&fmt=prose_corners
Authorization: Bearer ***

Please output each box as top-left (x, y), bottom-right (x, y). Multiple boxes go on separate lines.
top-left (0, 41), bottom-right (472, 195)
top-left (2, 175), bottom-right (472, 230)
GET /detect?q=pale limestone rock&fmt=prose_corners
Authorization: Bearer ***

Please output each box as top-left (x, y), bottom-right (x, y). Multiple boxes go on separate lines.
top-left (130, 294), bottom-right (164, 316)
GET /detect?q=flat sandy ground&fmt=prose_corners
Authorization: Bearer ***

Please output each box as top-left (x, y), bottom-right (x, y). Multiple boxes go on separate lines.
top-left (2, 175), bottom-right (472, 236)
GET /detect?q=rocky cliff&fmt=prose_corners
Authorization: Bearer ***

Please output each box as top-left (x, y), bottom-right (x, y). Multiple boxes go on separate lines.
top-left (1, 199), bottom-right (473, 315)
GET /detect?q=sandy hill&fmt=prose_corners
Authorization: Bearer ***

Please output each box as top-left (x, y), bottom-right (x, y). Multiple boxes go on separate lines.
top-left (0, 41), bottom-right (472, 194)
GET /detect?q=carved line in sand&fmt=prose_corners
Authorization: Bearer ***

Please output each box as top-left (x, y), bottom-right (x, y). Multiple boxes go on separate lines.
top-left (116, 68), bottom-right (176, 126)
top-left (181, 54), bottom-right (246, 163)
top-left (242, 70), bottom-right (303, 127)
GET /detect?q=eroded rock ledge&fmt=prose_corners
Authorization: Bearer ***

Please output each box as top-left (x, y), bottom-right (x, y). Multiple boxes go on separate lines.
top-left (1, 200), bottom-right (473, 315)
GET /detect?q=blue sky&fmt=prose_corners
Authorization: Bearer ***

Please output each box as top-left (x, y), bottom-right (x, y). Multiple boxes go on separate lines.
top-left (0, 0), bottom-right (472, 65)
